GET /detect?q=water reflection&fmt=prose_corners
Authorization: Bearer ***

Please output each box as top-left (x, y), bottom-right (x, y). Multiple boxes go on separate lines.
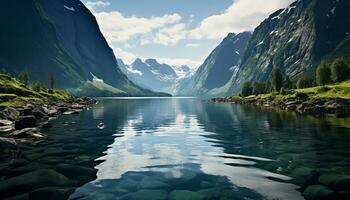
top-left (69, 98), bottom-right (333, 200)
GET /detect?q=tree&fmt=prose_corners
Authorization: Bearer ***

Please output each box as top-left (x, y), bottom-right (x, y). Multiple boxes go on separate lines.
top-left (296, 76), bottom-right (314, 89)
top-left (29, 82), bottom-right (43, 92)
top-left (18, 71), bottom-right (29, 86)
top-left (241, 81), bottom-right (252, 97)
top-left (316, 60), bottom-right (331, 86)
top-left (252, 81), bottom-right (265, 95)
top-left (272, 68), bottom-right (283, 92)
top-left (283, 75), bottom-right (293, 89)
top-left (331, 58), bottom-right (349, 83)
top-left (49, 74), bottom-right (55, 89)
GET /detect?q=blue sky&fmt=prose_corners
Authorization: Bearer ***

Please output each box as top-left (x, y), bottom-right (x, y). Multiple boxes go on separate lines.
top-left (82, 0), bottom-right (293, 68)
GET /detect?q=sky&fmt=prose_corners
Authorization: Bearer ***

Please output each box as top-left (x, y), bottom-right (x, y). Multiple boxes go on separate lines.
top-left (82, 0), bottom-right (294, 68)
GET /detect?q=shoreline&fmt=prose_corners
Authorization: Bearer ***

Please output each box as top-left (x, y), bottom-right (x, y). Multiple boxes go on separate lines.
top-left (212, 96), bottom-right (350, 118)
top-left (0, 97), bottom-right (96, 159)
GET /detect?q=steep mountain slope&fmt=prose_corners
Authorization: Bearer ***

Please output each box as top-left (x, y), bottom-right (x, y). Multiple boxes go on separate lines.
top-left (0, 0), bottom-right (157, 96)
top-left (119, 58), bottom-right (191, 94)
top-left (176, 32), bottom-right (252, 96)
top-left (229, 0), bottom-right (350, 94)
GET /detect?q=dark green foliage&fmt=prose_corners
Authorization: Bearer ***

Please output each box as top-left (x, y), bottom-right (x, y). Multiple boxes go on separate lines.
top-left (283, 76), bottom-right (293, 89)
top-left (241, 81), bottom-right (252, 97)
top-left (49, 74), bottom-right (55, 89)
top-left (18, 71), bottom-right (29, 86)
top-left (331, 58), bottom-right (349, 82)
top-left (265, 81), bottom-right (272, 93)
top-left (28, 82), bottom-right (44, 92)
top-left (316, 60), bottom-right (331, 86)
top-left (279, 87), bottom-right (290, 95)
top-left (271, 68), bottom-right (283, 92)
top-left (297, 76), bottom-right (314, 89)
top-left (252, 81), bottom-right (265, 95)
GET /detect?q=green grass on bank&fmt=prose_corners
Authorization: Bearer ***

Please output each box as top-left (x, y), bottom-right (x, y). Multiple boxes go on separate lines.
top-left (0, 73), bottom-right (71, 106)
top-left (234, 80), bottom-right (350, 102)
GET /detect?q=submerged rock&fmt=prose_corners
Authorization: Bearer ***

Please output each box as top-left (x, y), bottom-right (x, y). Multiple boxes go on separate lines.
top-left (139, 177), bottom-right (169, 189)
top-left (0, 169), bottom-right (70, 198)
top-left (119, 179), bottom-right (139, 191)
top-left (29, 187), bottom-right (74, 200)
top-left (0, 137), bottom-right (17, 149)
top-left (302, 185), bottom-right (334, 200)
top-left (120, 189), bottom-right (167, 200)
top-left (319, 174), bottom-right (350, 190)
top-left (169, 190), bottom-right (205, 200)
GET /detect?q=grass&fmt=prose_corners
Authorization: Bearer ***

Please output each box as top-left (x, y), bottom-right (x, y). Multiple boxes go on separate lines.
top-left (0, 73), bottom-right (71, 106)
top-left (226, 80), bottom-right (350, 103)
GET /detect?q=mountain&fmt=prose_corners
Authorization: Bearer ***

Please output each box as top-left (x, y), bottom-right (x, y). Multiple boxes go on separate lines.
top-left (175, 32), bottom-right (252, 96)
top-left (119, 58), bottom-right (192, 94)
top-left (0, 0), bottom-right (159, 96)
top-left (228, 0), bottom-right (350, 94)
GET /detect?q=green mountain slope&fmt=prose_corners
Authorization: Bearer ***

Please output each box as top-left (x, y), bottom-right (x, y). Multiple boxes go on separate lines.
top-left (0, 0), bottom-right (162, 96)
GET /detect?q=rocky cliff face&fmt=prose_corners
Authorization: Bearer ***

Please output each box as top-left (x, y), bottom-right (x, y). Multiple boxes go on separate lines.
top-left (229, 0), bottom-right (350, 94)
top-left (0, 0), bottom-right (154, 96)
top-left (176, 32), bottom-right (252, 97)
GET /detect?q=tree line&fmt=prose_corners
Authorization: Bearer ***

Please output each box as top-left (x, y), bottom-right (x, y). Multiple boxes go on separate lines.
top-left (240, 58), bottom-right (350, 97)
top-left (1, 69), bottom-right (56, 92)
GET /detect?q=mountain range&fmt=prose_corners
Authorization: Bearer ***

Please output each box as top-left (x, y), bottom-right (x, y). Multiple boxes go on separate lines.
top-left (118, 58), bottom-right (192, 94)
top-left (0, 0), bottom-right (165, 97)
top-left (173, 0), bottom-right (350, 97)
top-left (1, 0), bottom-right (349, 97)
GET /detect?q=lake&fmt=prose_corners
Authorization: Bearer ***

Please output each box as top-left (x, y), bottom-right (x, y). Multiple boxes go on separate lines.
top-left (1, 98), bottom-right (350, 200)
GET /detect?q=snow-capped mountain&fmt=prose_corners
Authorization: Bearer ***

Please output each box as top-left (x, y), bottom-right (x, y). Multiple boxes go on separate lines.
top-left (117, 58), bottom-right (192, 94)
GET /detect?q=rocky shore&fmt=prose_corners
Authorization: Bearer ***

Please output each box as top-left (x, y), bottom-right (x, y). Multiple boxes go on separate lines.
top-left (212, 96), bottom-right (350, 118)
top-left (0, 97), bottom-right (96, 152)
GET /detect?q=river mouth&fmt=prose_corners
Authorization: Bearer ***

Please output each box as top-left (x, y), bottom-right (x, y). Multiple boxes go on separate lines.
top-left (1, 98), bottom-right (350, 200)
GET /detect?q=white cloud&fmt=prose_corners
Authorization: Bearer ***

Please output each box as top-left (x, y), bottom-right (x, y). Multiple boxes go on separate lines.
top-left (153, 24), bottom-right (188, 46)
top-left (186, 43), bottom-right (200, 47)
top-left (112, 46), bottom-right (137, 64)
top-left (92, 11), bottom-right (182, 43)
top-left (85, 1), bottom-right (110, 11)
top-left (190, 0), bottom-right (294, 39)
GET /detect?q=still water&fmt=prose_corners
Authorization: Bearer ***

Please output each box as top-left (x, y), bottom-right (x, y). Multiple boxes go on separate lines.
top-left (1, 98), bottom-right (350, 200)
top-left (70, 98), bottom-right (350, 200)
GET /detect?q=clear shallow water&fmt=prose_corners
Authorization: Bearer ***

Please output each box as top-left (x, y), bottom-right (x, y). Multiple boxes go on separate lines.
top-left (1, 98), bottom-right (350, 200)
top-left (69, 98), bottom-right (350, 200)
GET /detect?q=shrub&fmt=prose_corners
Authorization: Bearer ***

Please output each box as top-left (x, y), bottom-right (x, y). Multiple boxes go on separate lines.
top-left (297, 76), bottom-right (314, 89)
top-left (279, 87), bottom-right (290, 95)
top-left (252, 81), bottom-right (265, 95)
top-left (316, 60), bottom-right (331, 86)
top-left (283, 75), bottom-right (293, 89)
top-left (18, 71), bottom-right (29, 86)
top-left (28, 82), bottom-right (44, 92)
top-left (331, 58), bottom-right (349, 83)
top-left (272, 67), bottom-right (283, 92)
top-left (241, 81), bottom-right (252, 97)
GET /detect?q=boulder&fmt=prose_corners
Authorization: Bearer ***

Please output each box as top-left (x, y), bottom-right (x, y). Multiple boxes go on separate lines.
top-left (14, 116), bottom-right (37, 130)
top-left (0, 107), bottom-right (19, 121)
top-left (30, 105), bottom-right (47, 119)
top-left (302, 185), bottom-right (334, 200)
top-left (0, 169), bottom-right (70, 198)
top-left (63, 110), bottom-right (81, 115)
top-left (9, 128), bottom-right (44, 140)
top-left (0, 119), bottom-right (13, 126)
